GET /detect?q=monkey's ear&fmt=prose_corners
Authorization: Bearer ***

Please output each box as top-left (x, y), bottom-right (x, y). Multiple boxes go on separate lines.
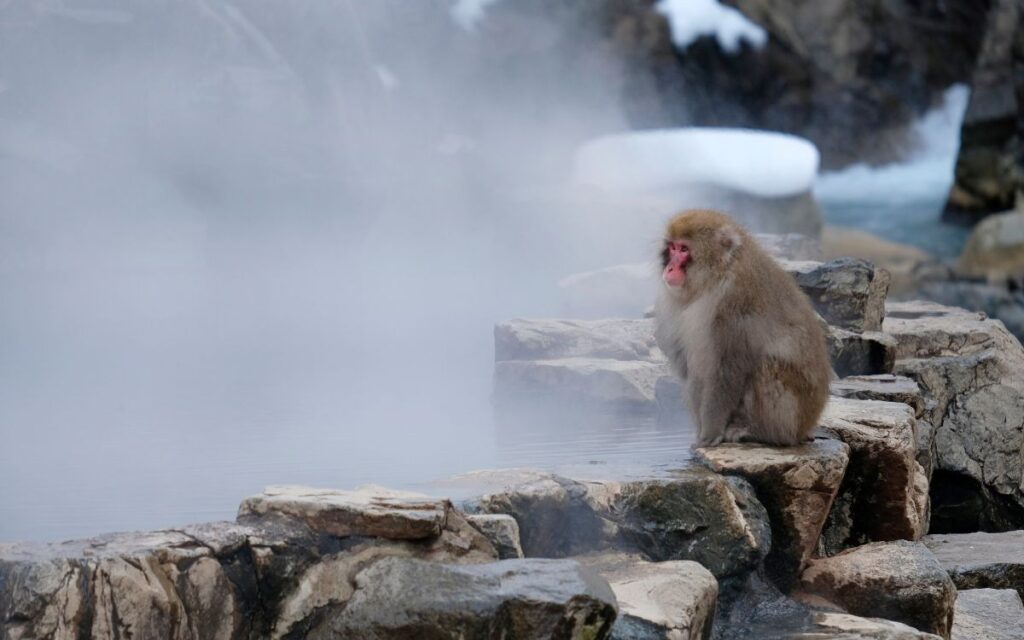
top-left (717, 226), bottom-right (743, 260)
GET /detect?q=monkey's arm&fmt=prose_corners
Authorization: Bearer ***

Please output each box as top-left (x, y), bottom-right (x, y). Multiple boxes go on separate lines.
top-left (697, 324), bottom-right (757, 446)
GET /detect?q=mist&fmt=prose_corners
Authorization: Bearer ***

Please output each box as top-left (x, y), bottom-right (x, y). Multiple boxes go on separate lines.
top-left (0, 1), bottom-right (643, 540)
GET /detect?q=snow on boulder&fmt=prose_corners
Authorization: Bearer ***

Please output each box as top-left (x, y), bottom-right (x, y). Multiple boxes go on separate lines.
top-left (656, 0), bottom-right (767, 53)
top-left (573, 128), bottom-right (819, 199)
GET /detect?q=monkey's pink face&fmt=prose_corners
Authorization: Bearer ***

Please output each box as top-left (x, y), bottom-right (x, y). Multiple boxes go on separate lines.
top-left (662, 240), bottom-right (690, 288)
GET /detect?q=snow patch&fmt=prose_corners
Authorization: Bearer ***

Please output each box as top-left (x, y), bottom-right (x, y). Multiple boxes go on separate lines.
top-left (815, 85), bottom-right (971, 205)
top-left (573, 128), bottom-right (820, 198)
top-left (451, 0), bottom-right (500, 31)
top-left (656, 0), bottom-right (767, 53)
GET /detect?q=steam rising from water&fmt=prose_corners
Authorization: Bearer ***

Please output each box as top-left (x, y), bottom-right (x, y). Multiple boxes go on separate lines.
top-left (0, 1), bottom-right (645, 541)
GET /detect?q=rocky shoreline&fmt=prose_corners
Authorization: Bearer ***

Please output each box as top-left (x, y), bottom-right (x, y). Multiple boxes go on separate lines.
top-left (4, 245), bottom-right (1024, 639)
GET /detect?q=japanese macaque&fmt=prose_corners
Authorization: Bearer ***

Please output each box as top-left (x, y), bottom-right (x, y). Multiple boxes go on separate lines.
top-left (654, 210), bottom-right (831, 447)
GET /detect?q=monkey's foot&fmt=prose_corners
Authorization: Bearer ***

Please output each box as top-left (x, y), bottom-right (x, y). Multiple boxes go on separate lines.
top-left (692, 435), bottom-right (724, 449)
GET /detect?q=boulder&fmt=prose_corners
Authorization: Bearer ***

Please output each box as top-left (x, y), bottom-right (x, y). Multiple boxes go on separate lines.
top-left (470, 469), bottom-right (771, 580)
top-left (818, 397), bottom-right (929, 554)
top-left (829, 374), bottom-right (925, 417)
top-left (943, 0), bottom-right (1022, 223)
top-left (950, 588), bottom-right (1024, 640)
top-left (493, 357), bottom-right (668, 413)
top-left (803, 613), bottom-right (943, 639)
top-left (827, 326), bottom-right (898, 377)
top-left (917, 279), bottom-right (1024, 343)
top-left (957, 209), bottom-right (1024, 278)
top-left (467, 514), bottom-right (525, 559)
top-left (494, 318), bottom-right (661, 363)
top-left (302, 557), bottom-right (618, 639)
top-left (822, 226), bottom-right (936, 296)
top-left (695, 438), bottom-right (849, 590)
top-left (783, 258), bottom-right (891, 332)
top-left (800, 541), bottom-right (957, 639)
top-left (885, 301), bottom-right (1024, 530)
top-left (923, 530), bottom-right (1024, 599)
top-left (582, 554), bottom-right (717, 640)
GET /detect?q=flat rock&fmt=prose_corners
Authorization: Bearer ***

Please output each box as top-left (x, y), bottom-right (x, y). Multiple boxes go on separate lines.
top-left (819, 397), bottom-right (930, 554)
top-left (466, 514), bottom-right (524, 559)
top-left (494, 318), bottom-right (661, 362)
top-left (885, 301), bottom-right (1024, 529)
top-left (581, 554), bottom-right (717, 640)
top-left (303, 557), bottom-right (619, 639)
top-left (807, 612), bottom-right (943, 639)
top-left (493, 357), bottom-right (669, 412)
top-left (696, 438), bottom-right (849, 590)
top-left (784, 258), bottom-right (891, 332)
top-left (800, 541), bottom-right (957, 639)
top-left (923, 530), bottom-right (1024, 598)
top-left (830, 374), bottom-right (925, 417)
top-left (237, 484), bottom-right (449, 540)
top-left (827, 325), bottom-right (898, 377)
top-left (470, 468), bottom-right (771, 580)
top-left (951, 588), bottom-right (1024, 640)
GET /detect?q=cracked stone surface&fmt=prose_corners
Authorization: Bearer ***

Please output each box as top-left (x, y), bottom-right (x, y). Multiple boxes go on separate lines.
top-left (923, 530), bottom-right (1024, 599)
top-left (695, 438), bottom-right (849, 590)
top-left (784, 257), bottom-right (891, 332)
top-left (885, 301), bottom-right (1024, 521)
top-left (818, 397), bottom-right (930, 554)
top-left (800, 541), bottom-right (957, 639)
top-left (950, 588), bottom-right (1024, 640)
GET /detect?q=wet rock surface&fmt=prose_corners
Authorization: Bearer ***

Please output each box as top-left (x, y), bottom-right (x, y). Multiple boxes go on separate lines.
top-left (924, 530), bottom-right (1024, 598)
top-left (950, 588), bottom-right (1024, 640)
top-left (302, 557), bottom-right (618, 640)
top-left (582, 554), bottom-right (718, 640)
top-left (695, 439), bottom-right (849, 590)
top-left (818, 397), bottom-right (929, 554)
top-left (800, 541), bottom-right (957, 638)
top-left (467, 514), bottom-right (525, 560)
top-left (784, 258), bottom-right (891, 333)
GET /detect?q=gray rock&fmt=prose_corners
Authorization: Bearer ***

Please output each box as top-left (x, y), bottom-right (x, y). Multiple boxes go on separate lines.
top-left (493, 357), bottom-right (669, 413)
top-left (804, 613), bottom-right (943, 639)
top-left (885, 301), bottom-right (1024, 528)
top-left (818, 398), bottom-right (930, 555)
top-left (582, 554), bottom-right (717, 640)
top-left (800, 541), bottom-right (957, 639)
top-left (471, 469), bottom-right (771, 580)
top-left (467, 514), bottom-right (524, 560)
top-left (494, 318), bottom-right (661, 363)
top-left (303, 557), bottom-right (618, 640)
top-left (918, 279), bottom-right (1024, 343)
top-left (827, 326), bottom-right (898, 377)
top-left (696, 438), bottom-right (849, 590)
top-left (957, 209), bottom-right (1024, 279)
top-left (923, 530), bottom-right (1024, 599)
top-left (784, 258), bottom-right (891, 332)
top-left (951, 588), bottom-right (1024, 640)
top-left (829, 374), bottom-right (925, 417)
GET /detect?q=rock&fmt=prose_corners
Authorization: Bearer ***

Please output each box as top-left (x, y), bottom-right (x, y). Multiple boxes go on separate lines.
top-left (923, 530), bottom-right (1024, 599)
top-left (818, 398), bottom-right (929, 554)
top-left (822, 226), bottom-right (936, 296)
top-left (494, 318), bottom-right (661, 363)
top-left (493, 357), bottom-right (668, 413)
top-left (303, 557), bottom-right (619, 639)
top-left (800, 541), bottom-right (957, 639)
top-left (695, 438), bottom-right (849, 590)
top-left (805, 612), bottom-right (943, 639)
top-left (827, 325), bottom-right (898, 377)
top-left (784, 258), bottom-right (891, 332)
top-left (917, 279), bottom-right (1024, 343)
top-left (957, 209), bottom-right (1024, 278)
top-left (885, 301), bottom-right (1024, 530)
top-left (471, 468), bottom-right (771, 580)
top-left (943, 0), bottom-right (1022, 223)
top-left (238, 485), bottom-right (450, 540)
top-left (950, 588), bottom-right (1024, 640)
top-left (829, 374), bottom-right (925, 417)
top-left (582, 554), bottom-right (717, 640)
top-left (467, 514), bottom-right (524, 559)
top-left (0, 526), bottom-right (255, 640)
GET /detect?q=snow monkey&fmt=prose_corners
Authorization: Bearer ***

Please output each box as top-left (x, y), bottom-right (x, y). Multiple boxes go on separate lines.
top-left (654, 210), bottom-right (831, 447)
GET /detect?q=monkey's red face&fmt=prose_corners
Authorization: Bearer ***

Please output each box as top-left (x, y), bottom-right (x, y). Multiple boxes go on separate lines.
top-left (662, 240), bottom-right (690, 288)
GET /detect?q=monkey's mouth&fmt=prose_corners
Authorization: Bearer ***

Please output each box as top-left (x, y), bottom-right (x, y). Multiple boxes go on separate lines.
top-left (663, 241), bottom-right (689, 287)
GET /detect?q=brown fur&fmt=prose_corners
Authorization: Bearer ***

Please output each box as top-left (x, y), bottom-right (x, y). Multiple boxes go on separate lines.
top-left (654, 210), bottom-right (832, 447)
